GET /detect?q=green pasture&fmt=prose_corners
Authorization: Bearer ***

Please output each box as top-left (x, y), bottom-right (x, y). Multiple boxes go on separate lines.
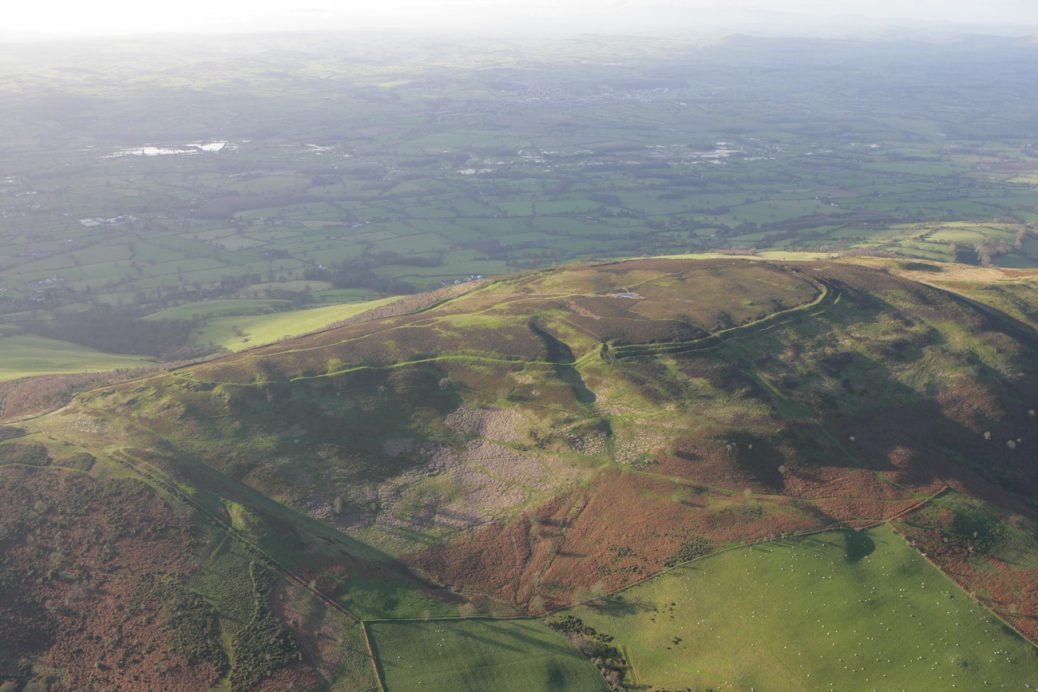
top-left (0, 334), bottom-right (153, 381)
top-left (369, 618), bottom-right (606, 692)
top-left (188, 296), bottom-right (400, 351)
top-left (560, 524), bottom-right (1038, 690)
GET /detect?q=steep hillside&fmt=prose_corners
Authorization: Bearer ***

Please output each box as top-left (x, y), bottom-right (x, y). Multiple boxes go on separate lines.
top-left (0, 462), bottom-right (377, 691)
top-left (5, 257), bottom-right (1038, 689)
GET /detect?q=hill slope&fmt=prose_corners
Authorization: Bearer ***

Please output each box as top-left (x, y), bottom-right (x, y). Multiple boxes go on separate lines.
top-left (5, 257), bottom-right (1038, 689)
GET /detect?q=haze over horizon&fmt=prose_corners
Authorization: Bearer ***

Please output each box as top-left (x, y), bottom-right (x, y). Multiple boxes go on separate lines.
top-left (2, 0), bottom-right (1037, 40)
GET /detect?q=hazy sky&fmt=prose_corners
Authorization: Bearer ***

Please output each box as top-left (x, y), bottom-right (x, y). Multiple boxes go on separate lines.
top-left (3, 0), bottom-right (1037, 38)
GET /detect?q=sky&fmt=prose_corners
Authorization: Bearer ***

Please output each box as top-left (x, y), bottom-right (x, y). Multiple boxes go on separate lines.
top-left (2, 0), bottom-right (1036, 38)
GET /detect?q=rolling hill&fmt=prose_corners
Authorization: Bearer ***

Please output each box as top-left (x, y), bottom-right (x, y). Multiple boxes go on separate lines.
top-left (3, 256), bottom-right (1038, 690)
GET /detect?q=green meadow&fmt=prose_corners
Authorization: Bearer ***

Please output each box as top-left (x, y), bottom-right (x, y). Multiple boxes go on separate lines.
top-left (0, 334), bottom-right (153, 381)
top-left (368, 618), bottom-right (606, 692)
top-left (186, 296), bottom-right (399, 351)
top-left (560, 524), bottom-right (1038, 690)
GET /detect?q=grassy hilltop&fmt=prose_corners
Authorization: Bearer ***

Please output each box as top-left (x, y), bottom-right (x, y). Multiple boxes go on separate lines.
top-left (4, 256), bottom-right (1038, 689)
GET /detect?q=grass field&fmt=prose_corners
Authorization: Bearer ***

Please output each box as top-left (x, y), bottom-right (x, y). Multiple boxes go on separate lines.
top-left (368, 618), bottom-right (606, 692)
top-left (3, 36), bottom-right (1038, 342)
top-left (0, 334), bottom-right (153, 381)
top-left (144, 298), bottom-right (289, 320)
top-left (559, 524), bottom-right (1038, 690)
top-left (188, 296), bottom-right (400, 351)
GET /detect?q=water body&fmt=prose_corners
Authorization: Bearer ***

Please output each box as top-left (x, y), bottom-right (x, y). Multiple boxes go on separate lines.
top-left (103, 141), bottom-right (230, 158)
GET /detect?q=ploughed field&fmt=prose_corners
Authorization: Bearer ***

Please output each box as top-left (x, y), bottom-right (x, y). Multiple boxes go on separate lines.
top-left (4, 257), bottom-right (1038, 689)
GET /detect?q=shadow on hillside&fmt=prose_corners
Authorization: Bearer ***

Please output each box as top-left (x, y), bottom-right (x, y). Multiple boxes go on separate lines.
top-left (801, 280), bottom-right (1037, 511)
top-left (528, 319), bottom-right (597, 404)
top-left (128, 445), bottom-right (465, 614)
top-left (584, 594), bottom-right (656, 617)
top-left (844, 529), bottom-right (875, 562)
top-left (400, 619), bottom-right (585, 656)
top-left (624, 266), bottom-right (1038, 515)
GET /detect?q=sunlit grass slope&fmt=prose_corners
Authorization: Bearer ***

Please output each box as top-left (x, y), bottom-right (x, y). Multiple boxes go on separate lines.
top-left (369, 618), bottom-right (607, 692)
top-left (561, 524), bottom-right (1038, 690)
top-left (0, 334), bottom-right (153, 381)
top-left (187, 296), bottom-right (400, 351)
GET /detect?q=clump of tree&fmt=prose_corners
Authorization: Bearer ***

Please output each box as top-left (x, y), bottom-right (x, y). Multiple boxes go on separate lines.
top-left (664, 536), bottom-right (713, 567)
top-left (31, 307), bottom-right (207, 360)
top-left (944, 505), bottom-right (1004, 556)
top-left (546, 615), bottom-right (627, 690)
top-left (303, 252), bottom-right (435, 294)
top-left (950, 243), bottom-right (983, 266)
